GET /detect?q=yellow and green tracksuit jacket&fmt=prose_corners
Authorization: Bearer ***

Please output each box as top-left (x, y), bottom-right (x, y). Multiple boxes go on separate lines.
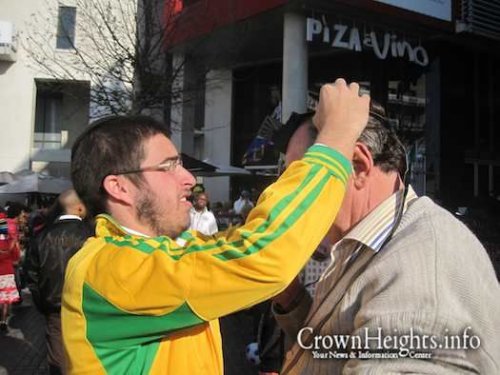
top-left (61, 145), bottom-right (351, 374)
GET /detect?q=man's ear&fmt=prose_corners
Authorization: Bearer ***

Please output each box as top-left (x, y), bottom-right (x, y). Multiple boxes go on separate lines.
top-left (76, 204), bottom-right (87, 219)
top-left (102, 175), bottom-right (135, 206)
top-left (352, 142), bottom-right (374, 189)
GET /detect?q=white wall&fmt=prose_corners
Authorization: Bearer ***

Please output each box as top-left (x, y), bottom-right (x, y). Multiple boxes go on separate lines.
top-left (0, 0), bottom-right (135, 176)
top-left (0, 1), bottom-right (87, 175)
top-left (0, 2), bottom-right (41, 172)
top-left (282, 12), bottom-right (308, 123)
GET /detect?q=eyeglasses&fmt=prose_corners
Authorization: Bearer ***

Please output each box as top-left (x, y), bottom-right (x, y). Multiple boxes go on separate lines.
top-left (112, 155), bottom-right (183, 176)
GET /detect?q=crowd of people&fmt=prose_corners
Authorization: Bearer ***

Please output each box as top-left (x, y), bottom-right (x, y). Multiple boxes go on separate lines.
top-left (0, 79), bottom-right (498, 375)
top-left (0, 202), bottom-right (27, 330)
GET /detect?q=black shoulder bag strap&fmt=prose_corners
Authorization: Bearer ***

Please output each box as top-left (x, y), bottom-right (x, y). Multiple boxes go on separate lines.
top-left (281, 248), bottom-right (376, 373)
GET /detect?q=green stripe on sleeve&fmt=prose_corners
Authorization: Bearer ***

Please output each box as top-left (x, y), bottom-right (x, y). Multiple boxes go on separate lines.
top-left (213, 172), bottom-right (330, 261)
top-left (303, 151), bottom-right (349, 182)
top-left (178, 230), bottom-right (195, 241)
top-left (103, 236), bottom-right (185, 261)
top-left (305, 144), bottom-right (352, 177)
top-left (303, 155), bottom-right (347, 184)
top-left (179, 164), bottom-right (322, 256)
top-left (104, 237), bottom-right (156, 254)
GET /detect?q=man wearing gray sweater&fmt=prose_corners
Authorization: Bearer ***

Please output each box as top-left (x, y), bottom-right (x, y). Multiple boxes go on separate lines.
top-left (272, 104), bottom-right (500, 374)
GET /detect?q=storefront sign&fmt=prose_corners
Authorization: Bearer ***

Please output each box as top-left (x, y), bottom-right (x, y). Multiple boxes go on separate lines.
top-left (372, 0), bottom-right (452, 22)
top-left (306, 17), bottom-right (429, 67)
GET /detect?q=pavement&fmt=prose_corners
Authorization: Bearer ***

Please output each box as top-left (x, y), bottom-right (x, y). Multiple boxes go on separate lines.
top-left (220, 311), bottom-right (259, 375)
top-left (0, 290), bottom-right (48, 375)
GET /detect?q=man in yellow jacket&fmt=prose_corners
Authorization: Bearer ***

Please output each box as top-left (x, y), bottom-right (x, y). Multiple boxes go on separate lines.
top-left (62, 79), bottom-right (370, 374)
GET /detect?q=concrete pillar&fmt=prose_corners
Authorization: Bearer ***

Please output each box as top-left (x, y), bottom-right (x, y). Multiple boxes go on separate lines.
top-left (202, 70), bottom-right (233, 204)
top-left (282, 12), bottom-right (308, 123)
top-left (170, 52), bottom-right (197, 155)
top-left (170, 52), bottom-right (185, 149)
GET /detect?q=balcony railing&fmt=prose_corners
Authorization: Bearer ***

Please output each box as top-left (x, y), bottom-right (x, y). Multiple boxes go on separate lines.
top-left (457, 0), bottom-right (500, 40)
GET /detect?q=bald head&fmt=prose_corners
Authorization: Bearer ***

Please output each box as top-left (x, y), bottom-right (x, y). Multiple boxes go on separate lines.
top-left (285, 122), bottom-right (316, 167)
top-left (59, 189), bottom-right (87, 218)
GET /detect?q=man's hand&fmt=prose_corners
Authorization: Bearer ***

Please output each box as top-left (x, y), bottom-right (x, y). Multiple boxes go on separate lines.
top-left (314, 78), bottom-right (370, 159)
top-left (273, 276), bottom-right (305, 314)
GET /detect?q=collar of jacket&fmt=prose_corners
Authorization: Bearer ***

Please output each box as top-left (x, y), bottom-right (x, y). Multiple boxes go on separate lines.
top-left (95, 214), bottom-right (128, 237)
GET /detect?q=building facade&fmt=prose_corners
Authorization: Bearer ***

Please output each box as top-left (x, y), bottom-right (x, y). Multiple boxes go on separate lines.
top-left (168, 0), bottom-right (500, 209)
top-left (0, 0), bottom-right (135, 177)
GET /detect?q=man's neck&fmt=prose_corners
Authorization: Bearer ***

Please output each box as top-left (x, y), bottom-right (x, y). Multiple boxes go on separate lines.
top-left (109, 210), bottom-right (157, 237)
top-left (121, 225), bottom-right (149, 237)
top-left (367, 172), bottom-right (403, 210)
top-left (330, 172), bottom-right (403, 243)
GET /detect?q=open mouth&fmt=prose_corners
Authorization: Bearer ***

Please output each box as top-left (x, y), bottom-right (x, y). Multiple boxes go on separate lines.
top-left (180, 196), bottom-right (192, 206)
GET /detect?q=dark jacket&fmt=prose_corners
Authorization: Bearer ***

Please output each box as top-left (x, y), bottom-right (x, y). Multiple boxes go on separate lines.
top-left (26, 216), bottom-right (93, 314)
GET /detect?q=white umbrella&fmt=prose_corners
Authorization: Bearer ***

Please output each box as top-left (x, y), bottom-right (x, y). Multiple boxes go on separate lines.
top-left (0, 171), bottom-right (17, 185)
top-left (0, 172), bottom-right (72, 194)
top-left (196, 164), bottom-right (251, 177)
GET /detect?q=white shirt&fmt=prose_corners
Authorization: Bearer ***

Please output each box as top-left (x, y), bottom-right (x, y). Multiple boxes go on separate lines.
top-left (58, 214), bottom-right (82, 221)
top-left (233, 198), bottom-right (254, 215)
top-left (189, 208), bottom-right (218, 235)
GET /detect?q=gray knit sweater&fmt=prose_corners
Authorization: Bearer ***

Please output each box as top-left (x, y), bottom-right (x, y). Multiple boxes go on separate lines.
top-left (276, 197), bottom-right (500, 374)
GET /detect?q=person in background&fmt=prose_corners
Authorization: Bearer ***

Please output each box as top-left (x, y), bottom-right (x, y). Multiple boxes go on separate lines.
top-left (3, 201), bottom-right (12, 212)
top-left (0, 206), bottom-right (21, 331)
top-left (26, 189), bottom-right (93, 375)
top-left (189, 192), bottom-right (218, 235)
top-left (6, 203), bottom-right (28, 306)
top-left (233, 190), bottom-right (254, 216)
top-left (28, 198), bottom-right (60, 238)
top-left (250, 188), bottom-right (260, 205)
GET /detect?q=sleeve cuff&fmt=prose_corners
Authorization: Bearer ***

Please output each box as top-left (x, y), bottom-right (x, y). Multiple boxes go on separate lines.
top-left (303, 144), bottom-right (352, 185)
top-left (272, 292), bottom-right (313, 341)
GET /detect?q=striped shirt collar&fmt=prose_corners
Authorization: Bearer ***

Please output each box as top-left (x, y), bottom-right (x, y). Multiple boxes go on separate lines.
top-left (340, 186), bottom-right (418, 252)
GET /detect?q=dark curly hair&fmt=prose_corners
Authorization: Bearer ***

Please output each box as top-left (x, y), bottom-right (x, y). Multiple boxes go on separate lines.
top-left (359, 101), bottom-right (406, 175)
top-left (280, 101), bottom-right (406, 175)
top-left (71, 116), bottom-right (170, 217)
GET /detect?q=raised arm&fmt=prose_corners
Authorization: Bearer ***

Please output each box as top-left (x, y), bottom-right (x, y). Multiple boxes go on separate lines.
top-left (81, 79), bottom-right (370, 344)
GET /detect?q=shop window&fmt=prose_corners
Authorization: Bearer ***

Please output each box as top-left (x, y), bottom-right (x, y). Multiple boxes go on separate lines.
top-left (56, 6), bottom-right (76, 49)
top-left (386, 79), bottom-right (427, 196)
top-left (35, 90), bottom-right (63, 135)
